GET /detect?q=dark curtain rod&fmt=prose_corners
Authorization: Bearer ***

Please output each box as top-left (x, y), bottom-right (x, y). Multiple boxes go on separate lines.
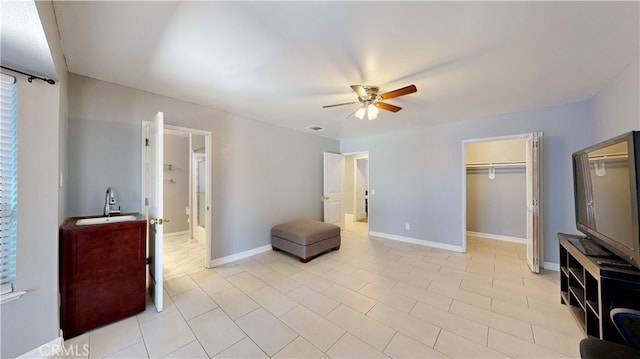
top-left (1, 66), bottom-right (56, 85)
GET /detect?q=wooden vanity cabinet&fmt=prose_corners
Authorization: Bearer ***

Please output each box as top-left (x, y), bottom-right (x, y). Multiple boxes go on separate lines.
top-left (59, 216), bottom-right (147, 339)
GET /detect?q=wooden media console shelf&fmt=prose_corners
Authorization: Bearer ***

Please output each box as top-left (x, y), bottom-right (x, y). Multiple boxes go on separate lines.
top-left (559, 233), bottom-right (640, 343)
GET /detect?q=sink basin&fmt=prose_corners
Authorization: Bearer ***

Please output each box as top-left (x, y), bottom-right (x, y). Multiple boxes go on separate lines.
top-left (76, 215), bottom-right (138, 226)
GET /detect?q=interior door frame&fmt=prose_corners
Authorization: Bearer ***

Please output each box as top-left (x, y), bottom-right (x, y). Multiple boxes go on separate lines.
top-left (141, 123), bottom-right (213, 271)
top-left (166, 124), bottom-right (213, 269)
top-left (461, 133), bottom-right (543, 270)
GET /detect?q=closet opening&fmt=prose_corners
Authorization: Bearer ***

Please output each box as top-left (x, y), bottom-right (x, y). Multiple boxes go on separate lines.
top-left (462, 133), bottom-right (542, 273)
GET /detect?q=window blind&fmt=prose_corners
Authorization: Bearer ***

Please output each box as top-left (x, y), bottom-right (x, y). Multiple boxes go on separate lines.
top-left (0, 73), bottom-right (18, 295)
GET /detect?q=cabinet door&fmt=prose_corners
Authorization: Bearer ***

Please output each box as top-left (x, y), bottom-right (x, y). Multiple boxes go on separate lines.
top-left (66, 272), bottom-right (146, 337)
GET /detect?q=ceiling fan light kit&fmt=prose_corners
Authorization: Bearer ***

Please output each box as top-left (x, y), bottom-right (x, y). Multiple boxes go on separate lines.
top-left (323, 84), bottom-right (417, 120)
top-left (354, 104), bottom-right (379, 120)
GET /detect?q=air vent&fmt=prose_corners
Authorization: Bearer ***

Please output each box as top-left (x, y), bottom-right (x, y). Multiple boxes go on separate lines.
top-left (307, 125), bottom-right (325, 132)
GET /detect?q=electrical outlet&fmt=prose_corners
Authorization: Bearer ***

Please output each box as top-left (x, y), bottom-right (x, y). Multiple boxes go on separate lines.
top-left (405, 223), bottom-right (411, 230)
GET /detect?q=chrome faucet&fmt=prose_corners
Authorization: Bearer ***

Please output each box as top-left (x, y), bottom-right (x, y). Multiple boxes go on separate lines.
top-left (104, 187), bottom-right (121, 216)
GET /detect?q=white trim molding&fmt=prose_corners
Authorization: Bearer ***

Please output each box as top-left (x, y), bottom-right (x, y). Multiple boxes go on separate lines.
top-left (1, 290), bottom-right (27, 305)
top-left (210, 244), bottom-right (272, 267)
top-left (544, 262), bottom-right (560, 272)
top-left (369, 231), bottom-right (464, 253)
top-left (466, 231), bottom-right (527, 244)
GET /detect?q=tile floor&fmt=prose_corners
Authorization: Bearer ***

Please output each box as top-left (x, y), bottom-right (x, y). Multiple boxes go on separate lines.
top-left (164, 232), bottom-right (206, 281)
top-left (59, 222), bottom-right (584, 358)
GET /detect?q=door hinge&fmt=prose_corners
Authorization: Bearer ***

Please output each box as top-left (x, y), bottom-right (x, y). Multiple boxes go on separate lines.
top-left (145, 138), bottom-right (150, 147)
top-left (145, 198), bottom-right (149, 206)
top-left (146, 257), bottom-right (152, 265)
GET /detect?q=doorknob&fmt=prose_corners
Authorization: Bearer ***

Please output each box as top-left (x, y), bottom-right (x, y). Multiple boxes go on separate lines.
top-left (323, 196), bottom-right (330, 200)
top-left (149, 218), bottom-right (170, 225)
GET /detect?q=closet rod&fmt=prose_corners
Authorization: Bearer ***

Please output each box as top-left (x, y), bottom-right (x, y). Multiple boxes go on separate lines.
top-left (587, 153), bottom-right (627, 161)
top-left (466, 161), bottom-right (526, 169)
top-left (1, 66), bottom-right (56, 85)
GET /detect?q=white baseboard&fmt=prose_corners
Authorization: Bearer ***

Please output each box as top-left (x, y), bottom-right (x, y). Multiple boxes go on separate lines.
top-left (466, 231), bottom-right (527, 244)
top-left (544, 262), bottom-right (560, 271)
top-left (210, 244), bottom-right (272, 267)
top-left (344, 214), bottom-right (355, 223)
top-left (18, 336), bottom-right (65, 359)
top-left (369, 231), bottom-right (464, 253)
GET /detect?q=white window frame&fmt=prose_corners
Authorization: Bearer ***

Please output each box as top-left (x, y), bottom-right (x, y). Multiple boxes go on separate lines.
top-left (1, 73), bottom-right (25, 304)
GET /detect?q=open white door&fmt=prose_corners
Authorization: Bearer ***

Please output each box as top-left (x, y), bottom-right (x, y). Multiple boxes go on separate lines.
top-left (526, 132), bottom-right (543, 273)
top-left (323, 152), bottom-right (344, 227)
top-left (146, 112), bottom-right (164, 311)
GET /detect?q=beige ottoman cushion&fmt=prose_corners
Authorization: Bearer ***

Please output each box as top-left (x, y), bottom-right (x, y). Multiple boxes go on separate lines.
top-left (271, 219), bottom-right (341, 262)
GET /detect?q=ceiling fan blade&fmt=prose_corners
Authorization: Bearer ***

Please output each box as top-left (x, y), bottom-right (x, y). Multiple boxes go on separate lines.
top-left (379, 85), bottom-right (417, 100)
top-left (322, 101), bottom-right (358, 108)
top-left (375, 102), bottom-right (402, 113)
top-left (350, 85), bottom-right (368, 98)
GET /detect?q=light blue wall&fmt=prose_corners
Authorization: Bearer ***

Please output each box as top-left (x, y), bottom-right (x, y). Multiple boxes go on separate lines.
top-left (67, 119), bottom-right (142, 216)
top-left (67, 74), bottom-right (339, 260)
top-left (467, 169), bottom-right (526, 238)
top-left (341, 102), bottom-right (591, 265)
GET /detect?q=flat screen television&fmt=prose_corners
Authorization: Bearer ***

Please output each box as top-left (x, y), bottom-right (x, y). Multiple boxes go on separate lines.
top-left (572, 131), bottom-right (640, 269)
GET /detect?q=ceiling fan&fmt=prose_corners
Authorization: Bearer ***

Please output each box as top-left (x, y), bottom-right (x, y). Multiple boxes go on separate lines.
top-left (323, 84), bottom-right (417, 120)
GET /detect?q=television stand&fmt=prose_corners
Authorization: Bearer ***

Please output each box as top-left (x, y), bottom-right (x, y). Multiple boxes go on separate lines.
top-left (559, 233), bottom-right (640, 343)
top-left (596, 260), bottom-right (635, 270)
top-left (567, 236), bottom-right (617, 258)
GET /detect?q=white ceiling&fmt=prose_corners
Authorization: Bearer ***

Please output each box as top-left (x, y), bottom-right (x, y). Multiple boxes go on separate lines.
top-left (53, 1), bottom-right (638, 140)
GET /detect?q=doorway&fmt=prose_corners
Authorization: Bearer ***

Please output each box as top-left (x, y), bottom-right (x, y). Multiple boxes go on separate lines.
top-left (143, 122), bottom-right (212, 283)
top-left (462, 133), bottom-right (542, 273)
top-left (343, 152), bottom-right (369, 234)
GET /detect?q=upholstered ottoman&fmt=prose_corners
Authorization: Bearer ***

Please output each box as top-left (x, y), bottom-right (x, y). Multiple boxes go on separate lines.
top-left (271, 219), bottom-right (341, 263)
